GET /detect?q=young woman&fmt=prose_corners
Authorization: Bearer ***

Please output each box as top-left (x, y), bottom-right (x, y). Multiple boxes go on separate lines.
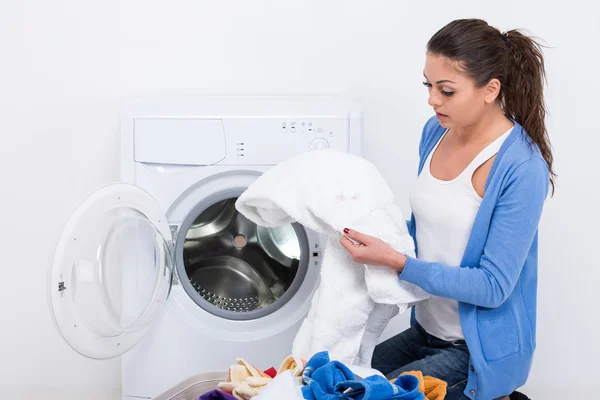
top-left (340, 19), bottom-right (553, 400)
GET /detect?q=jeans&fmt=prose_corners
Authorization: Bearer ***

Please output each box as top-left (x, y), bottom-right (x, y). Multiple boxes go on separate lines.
top-left (371, 322), bottom-right (470, 400)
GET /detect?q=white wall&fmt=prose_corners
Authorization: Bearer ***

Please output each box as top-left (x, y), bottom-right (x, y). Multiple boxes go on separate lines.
top-left (1, 0), bottom-right (597, 398)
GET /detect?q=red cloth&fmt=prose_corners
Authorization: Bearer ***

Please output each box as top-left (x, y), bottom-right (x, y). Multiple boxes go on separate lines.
top-left (263, 367), bottom-right (277, 378)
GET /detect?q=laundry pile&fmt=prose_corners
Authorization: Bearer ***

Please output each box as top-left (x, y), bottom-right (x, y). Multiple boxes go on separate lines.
top-left (198, 351), bottom-right (447, 400)
top-left (215, 355), bottom-right (305, 399)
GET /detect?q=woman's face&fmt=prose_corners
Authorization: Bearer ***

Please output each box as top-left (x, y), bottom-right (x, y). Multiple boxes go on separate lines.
top-left (423, 52), bottom-right (491, 129)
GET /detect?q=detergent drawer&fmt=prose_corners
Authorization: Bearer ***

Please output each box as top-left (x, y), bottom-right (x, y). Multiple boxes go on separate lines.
top-left (134, 118), bottom-right (227, 165)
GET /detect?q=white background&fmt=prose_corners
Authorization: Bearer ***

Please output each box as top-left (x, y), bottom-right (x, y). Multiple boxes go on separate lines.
top-left (1, 1), bottom-right (597, 398)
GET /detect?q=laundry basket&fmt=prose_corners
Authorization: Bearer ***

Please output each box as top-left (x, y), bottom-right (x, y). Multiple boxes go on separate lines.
top-left (153, 371), bottom-right (228, 400)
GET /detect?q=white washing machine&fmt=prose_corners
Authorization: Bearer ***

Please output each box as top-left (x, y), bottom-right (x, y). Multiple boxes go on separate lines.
top-left (48, 97), bottom-right (363, 399)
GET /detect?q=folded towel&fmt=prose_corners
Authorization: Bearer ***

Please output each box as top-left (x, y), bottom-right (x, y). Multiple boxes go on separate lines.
top-left (236, 148), bottom-right (429, 366)
top-left (302, 351), bottom-right (425, 400)
top-left (397, 371), bottom-right (447, 400)
top-left (217, 358), bottom-right (271, 398)
top-left (199, 390), bottom-right (237, 400)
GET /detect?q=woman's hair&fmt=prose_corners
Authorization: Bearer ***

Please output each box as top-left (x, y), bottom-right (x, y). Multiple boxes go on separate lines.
top-left (427, 19), bottom-right (556, 193)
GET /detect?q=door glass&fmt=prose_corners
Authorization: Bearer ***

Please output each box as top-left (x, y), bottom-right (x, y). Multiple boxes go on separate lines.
top-left (49, 183), bottom-right (174, 359)
top-left (72, 207), bottom-right (172, 337)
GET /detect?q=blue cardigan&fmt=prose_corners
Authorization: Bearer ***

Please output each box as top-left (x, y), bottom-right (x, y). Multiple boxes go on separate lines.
top-left (400, 116), bottom-right (549, 399)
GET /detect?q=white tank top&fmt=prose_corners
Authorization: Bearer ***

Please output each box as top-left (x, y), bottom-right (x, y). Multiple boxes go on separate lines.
top-left (410, 127), bottom-right (512, 341)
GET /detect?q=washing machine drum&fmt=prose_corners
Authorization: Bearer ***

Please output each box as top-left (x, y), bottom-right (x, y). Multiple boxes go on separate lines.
top-left (179, 198), bottom-right (309, 320)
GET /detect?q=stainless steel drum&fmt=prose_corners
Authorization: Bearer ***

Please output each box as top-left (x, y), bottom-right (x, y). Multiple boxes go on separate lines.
top-left (256, 225), bottom-right (301, 268)
top-left (178, 196), bottom-right (308, 320)
top-left (188, 255), bottom-right (274, 311)
top-left (185, 199), bottom-right (237, 240)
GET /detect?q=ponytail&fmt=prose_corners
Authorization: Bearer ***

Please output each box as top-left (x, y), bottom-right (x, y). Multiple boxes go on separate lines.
top-left (502, 30), bottom-right (556, 194)
top-left (427, 19), bottom-right (556, 194)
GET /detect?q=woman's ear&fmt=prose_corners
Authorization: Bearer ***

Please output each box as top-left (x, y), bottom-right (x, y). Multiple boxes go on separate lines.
top-left (484, 78), bottom-right (501, 104)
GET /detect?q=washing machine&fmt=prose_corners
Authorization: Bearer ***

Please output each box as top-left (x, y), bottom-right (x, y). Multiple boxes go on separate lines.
top-left (48, 97), bottom-right (363, 399)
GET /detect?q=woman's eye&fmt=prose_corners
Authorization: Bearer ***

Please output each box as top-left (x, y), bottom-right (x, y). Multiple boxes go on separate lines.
top-left (423, 81), bottom-right (454, 96)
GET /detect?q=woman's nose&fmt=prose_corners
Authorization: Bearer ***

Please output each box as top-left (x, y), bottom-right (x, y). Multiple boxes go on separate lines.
top-left (428, 92), bottom-right (442, 108)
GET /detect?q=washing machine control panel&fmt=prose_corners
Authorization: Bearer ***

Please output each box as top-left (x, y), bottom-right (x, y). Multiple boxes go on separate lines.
top-left (221, 118), bottom-right (350, 165)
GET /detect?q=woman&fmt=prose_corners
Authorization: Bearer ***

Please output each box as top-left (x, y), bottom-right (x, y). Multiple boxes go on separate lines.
top-left (340, 19), bottom-right (553, 400)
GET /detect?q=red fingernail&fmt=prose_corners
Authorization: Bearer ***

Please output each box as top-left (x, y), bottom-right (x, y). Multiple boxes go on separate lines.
top-left (343, 228), bottom-right (349, 234)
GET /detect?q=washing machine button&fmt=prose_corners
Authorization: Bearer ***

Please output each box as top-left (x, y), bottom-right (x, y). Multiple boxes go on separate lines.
top-left (310, 138), bottom-right (329, 151)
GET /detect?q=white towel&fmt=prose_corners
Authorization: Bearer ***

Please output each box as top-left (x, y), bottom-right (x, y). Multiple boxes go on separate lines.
top-left (235, 149), bottom-right (429, 366)
top-left (251, 370), bottom-right (304, 400)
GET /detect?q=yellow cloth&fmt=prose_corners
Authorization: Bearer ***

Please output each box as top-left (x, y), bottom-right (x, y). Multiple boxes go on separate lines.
top-left (388, 370), bottom-right (447, 400)
top-left (277, 355), bottom-right (307, 384)
top-left (217, 358), bottom-right (272, 399)
top-left (231, 376), bottom-right (272, 400)
top-left (218, 355), bottom-right (307, 400)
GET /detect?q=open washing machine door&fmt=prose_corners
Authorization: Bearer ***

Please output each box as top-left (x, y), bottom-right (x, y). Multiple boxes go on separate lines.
top-left (48, 183), bottom-right (174, 359)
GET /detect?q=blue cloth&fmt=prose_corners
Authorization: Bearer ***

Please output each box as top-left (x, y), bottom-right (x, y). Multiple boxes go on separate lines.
top-left (198, 389), bottom-right (237, 400)
top-left (302, 351), bottom-right (424, 400)
top-left (401, 116), bottom-right (550, 399)
top-left (336, 374), bottom-right (424, 400)
top-left (302, 351), bottom-right (355, 400)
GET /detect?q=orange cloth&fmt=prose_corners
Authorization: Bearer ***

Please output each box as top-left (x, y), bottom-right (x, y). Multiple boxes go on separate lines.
top-left (388, 370), bottom-right (447, 400)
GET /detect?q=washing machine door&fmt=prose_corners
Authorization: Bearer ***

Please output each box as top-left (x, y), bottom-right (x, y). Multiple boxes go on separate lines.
top-left (48, 183), bottom-right (174, 359)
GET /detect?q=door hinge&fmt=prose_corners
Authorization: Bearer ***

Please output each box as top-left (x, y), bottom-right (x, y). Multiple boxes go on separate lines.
top-left (169, 224), bottom-right (180, 286)
top-left (169, 225), bottom-right (179, 242)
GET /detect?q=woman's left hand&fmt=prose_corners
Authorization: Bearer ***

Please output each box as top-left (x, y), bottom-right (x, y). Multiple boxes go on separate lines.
top-left (339, 228), bottom-right (407, 272)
